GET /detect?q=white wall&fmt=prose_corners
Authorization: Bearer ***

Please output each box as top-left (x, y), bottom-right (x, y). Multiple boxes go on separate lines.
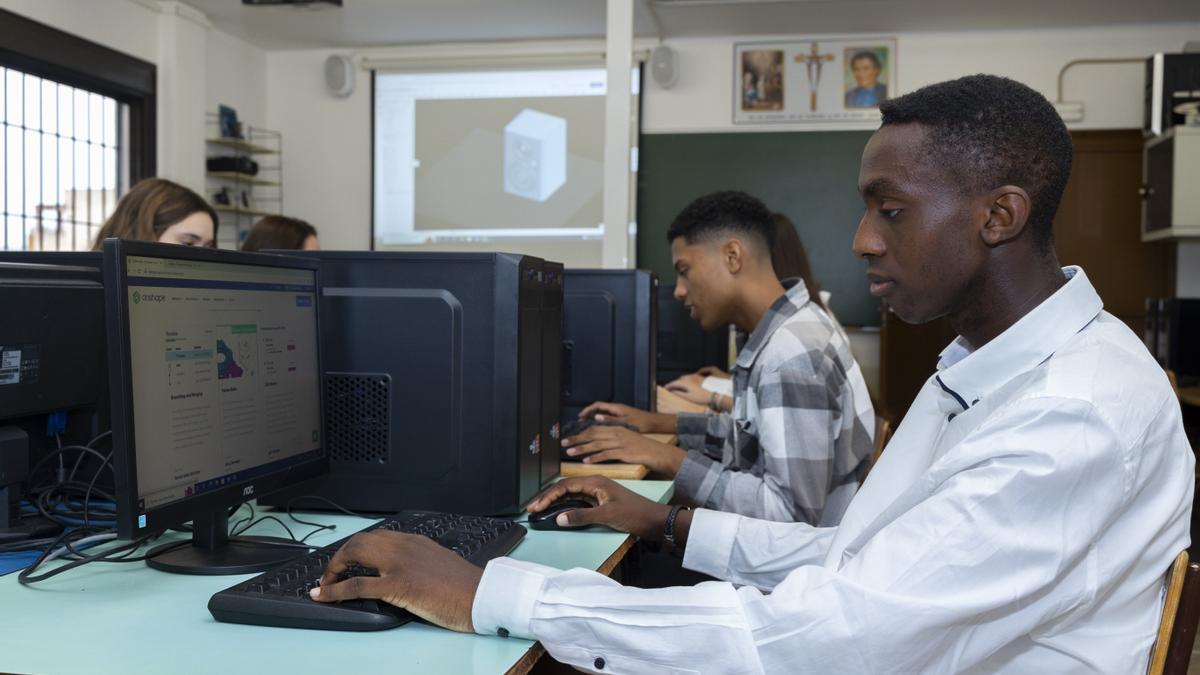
top-left (265, 48), bottom-right (372, 250)
top-left (206, 28), bottom-right (267, 130)
top-left (642, 23), bottom-right (1200, 133)
top-left (156, 2), bottom-right (208, 193)
top-left (266, 22), bottom-right (1200, 253)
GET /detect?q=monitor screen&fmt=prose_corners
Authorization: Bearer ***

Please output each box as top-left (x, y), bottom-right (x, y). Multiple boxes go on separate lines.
top-left (105, 241), bottom-right (326, 574)
top-left (123, 254), bottom-right (322, 513)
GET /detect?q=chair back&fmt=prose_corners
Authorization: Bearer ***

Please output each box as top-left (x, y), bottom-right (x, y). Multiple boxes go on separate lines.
top-left (1149, 550), bottom-right (1200, 675)
top-left (864, 416), bottom-right (892, 478)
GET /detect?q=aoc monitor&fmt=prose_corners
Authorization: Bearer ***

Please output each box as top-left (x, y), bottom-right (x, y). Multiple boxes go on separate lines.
top-left (103, 239), bottom-right (325, 574)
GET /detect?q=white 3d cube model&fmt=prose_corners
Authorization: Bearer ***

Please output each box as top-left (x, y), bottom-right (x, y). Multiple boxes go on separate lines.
top-left (504, 109), bottom-right (566, 202)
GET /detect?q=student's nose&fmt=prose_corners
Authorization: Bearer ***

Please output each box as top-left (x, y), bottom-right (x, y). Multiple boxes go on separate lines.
top-left (852, 214), bottom-right (885, 259)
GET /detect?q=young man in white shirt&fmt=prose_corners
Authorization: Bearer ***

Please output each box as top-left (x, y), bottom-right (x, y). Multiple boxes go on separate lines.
top-left (309, 74), bottom-right (1194, 674)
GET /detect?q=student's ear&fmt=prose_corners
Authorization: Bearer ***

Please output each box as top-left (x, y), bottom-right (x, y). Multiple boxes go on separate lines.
top-left (981, 186), bottom-right (1032, 247)
top-left (722, 239), bottom-right (745, 275)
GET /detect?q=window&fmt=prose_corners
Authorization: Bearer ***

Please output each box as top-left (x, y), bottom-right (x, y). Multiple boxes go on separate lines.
top-left (1, 67), bottom-right (124, 251)
top-left (0, 8), bottom-right (155, 251)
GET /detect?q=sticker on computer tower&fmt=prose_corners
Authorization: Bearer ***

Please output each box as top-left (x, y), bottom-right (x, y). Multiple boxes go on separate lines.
top-left (550, 422), bottom-right (560, 440)
top-left (138, 514), bottom-right (147, 529)
top-left (529, 434), bottom-right (541, 455)
top-left (0, 344), bottom-right (39, 386)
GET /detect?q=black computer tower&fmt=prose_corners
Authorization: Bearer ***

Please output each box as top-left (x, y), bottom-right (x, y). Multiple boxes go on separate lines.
top-left (0, 262), bottom-right (106, 540)
top-left (260, 251), bottom-right (545, 515)
top-left (0, 252), bottom-right (111, 434)
top-left (655, 283), bottom-right (727, 385)
top-left (0, 262), bottom-right (105, 421)
top-left (539, 261), bottom-right (563, 483)
top-left (0, 251), bottom-right (103, 269)
top-left (560, 270), bottom-right (658, 428)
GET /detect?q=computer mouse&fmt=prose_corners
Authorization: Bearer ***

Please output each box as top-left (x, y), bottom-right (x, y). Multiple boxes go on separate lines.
top-left (527, 498), bottom-right (594, 531)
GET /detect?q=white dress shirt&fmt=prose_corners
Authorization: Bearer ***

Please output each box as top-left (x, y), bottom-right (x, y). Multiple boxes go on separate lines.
top-left (473, 267), bottom-right (1193, 674)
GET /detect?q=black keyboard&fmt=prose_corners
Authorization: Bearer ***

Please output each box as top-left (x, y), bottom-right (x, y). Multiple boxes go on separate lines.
top-left (208, 510), bottom-right (526, 631)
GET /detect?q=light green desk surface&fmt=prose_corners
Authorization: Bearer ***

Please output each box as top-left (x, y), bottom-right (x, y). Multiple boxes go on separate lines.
top-left (0, 480), bottom-right (674, 675)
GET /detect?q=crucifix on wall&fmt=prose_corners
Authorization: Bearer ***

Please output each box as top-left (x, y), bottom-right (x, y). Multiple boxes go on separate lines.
top-left (794, 42), bottom-right (835, 112)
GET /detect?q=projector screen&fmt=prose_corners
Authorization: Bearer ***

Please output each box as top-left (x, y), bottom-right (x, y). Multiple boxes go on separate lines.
top-left (373, 68), bottom-right (640, 249)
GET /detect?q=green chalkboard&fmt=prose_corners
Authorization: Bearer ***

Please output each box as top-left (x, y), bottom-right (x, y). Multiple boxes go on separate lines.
top-left (635, 131), bottom-right (880, 327)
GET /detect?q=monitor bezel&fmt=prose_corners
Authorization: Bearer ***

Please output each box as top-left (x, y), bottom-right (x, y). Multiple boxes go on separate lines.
top-left (102, 239), bottom-right (328, 540)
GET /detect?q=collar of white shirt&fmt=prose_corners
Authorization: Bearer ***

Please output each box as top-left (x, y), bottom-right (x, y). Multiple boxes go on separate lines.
top-left (932, 265), bottom-right (1101, 415)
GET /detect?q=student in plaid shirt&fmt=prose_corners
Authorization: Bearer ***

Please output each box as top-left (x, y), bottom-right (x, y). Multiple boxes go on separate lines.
top-left (563, 191), bottom-right (875, 525)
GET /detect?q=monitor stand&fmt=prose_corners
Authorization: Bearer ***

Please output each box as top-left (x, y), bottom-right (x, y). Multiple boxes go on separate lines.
top-left (146, 508), bottom-right (305, 575)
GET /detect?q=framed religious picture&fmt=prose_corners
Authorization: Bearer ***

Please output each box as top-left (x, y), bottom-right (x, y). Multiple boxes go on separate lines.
top-left (733, 37), bottom-right (897, 125)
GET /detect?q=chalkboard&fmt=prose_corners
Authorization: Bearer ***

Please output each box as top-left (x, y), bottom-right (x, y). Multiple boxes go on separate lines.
top-left (635, 131), bottom-right (880, 327)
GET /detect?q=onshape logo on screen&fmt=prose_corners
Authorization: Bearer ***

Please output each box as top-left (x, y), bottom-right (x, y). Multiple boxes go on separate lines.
top-left (133, 290), bottom-right (166, 304)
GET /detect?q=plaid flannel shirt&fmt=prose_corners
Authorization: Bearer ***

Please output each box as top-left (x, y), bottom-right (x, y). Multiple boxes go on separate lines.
top-left (674, 279), bottom-right (875, 525)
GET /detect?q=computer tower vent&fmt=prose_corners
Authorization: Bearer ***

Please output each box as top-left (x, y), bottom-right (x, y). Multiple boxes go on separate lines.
top-left (325, 373), bottom-right (391, 464)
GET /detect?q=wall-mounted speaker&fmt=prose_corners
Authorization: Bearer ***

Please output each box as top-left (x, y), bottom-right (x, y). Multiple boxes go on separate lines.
top-left (650, 45), bottom-right (678, 89)
top-left (324, 54), bottom-right (355, 98)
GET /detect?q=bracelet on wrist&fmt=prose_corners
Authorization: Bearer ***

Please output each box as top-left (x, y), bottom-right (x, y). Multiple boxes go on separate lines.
top-left (664, 504), bottom-right (690, 546)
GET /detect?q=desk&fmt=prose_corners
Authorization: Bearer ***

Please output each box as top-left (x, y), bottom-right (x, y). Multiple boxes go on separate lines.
top-left (560, 461), bottom-right (648, 480)
top-left (656, 385), bottom-right (709, 415)
top-left (0, 480), bottom-right (674, 675)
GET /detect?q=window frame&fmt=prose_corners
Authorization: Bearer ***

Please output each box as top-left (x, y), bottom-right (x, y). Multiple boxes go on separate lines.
top-left (0, 9), bottom-right (156, 183)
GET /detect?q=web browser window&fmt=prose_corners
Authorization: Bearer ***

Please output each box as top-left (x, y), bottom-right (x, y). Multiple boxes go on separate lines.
top-left (124, 255), bottom-right (321, 511)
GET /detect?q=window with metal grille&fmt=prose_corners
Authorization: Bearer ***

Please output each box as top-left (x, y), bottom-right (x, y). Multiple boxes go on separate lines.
top-left (0, 8), bottom-right (156, 253)
top-left (1, 66), bottom-right (125, 251)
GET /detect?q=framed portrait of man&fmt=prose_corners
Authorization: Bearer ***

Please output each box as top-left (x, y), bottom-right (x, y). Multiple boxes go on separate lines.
top-left (843, 46), bottom-right (891, 109)
top-left (733, 37), bottom-right (897, 125)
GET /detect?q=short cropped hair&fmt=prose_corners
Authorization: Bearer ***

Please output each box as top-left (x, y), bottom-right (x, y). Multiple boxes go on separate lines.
top-left (850, 51), bottom-right (881, 70)
top-left (665, 190), bottom-right (775, 254)
top-left (879, 74), bottom-right (1072, 249)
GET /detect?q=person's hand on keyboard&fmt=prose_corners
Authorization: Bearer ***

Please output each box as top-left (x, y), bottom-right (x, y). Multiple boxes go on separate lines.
top-left (309, 530), bottom-right (484, 633)
top-left (577, 401), bottom-right (677, 434)
top-left (562, 423), bottom-right (686, 477)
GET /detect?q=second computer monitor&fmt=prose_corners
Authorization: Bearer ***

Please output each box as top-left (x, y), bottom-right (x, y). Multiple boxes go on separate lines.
top-left (655, 283), bottom-right (728, 384)
top-left (103, 240), bottom-right (326, 575)
top-left (561, 269), bottom-right (657, 424)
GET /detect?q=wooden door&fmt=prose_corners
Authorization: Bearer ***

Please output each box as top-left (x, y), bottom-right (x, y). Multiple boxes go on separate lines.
top-left (879, 130), bottom-right (1176, 424)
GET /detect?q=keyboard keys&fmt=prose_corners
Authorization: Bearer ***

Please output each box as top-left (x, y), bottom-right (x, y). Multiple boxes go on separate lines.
top-left (208, 509), bottom-right (526, 631)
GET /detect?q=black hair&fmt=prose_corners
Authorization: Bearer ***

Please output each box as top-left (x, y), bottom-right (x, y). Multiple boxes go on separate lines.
top-left (879, 74), bottom-right (1072, 250)
top-left (665, 190), bottom-right (776, 254)
top-left (850, 51), bottom-right (881, 70)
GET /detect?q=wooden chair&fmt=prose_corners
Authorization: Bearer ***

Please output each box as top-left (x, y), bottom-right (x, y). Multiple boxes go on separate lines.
top-left (1149, 550), bottom-right (1200, 675)
top-left (1166, 369), bottom-right (1180, 400)
top-left (863, 416), bottom-right (892, 478)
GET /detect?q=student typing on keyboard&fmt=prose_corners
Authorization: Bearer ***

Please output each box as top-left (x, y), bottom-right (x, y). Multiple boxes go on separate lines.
top-left (308, 75), bottom-right (1193, 674)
